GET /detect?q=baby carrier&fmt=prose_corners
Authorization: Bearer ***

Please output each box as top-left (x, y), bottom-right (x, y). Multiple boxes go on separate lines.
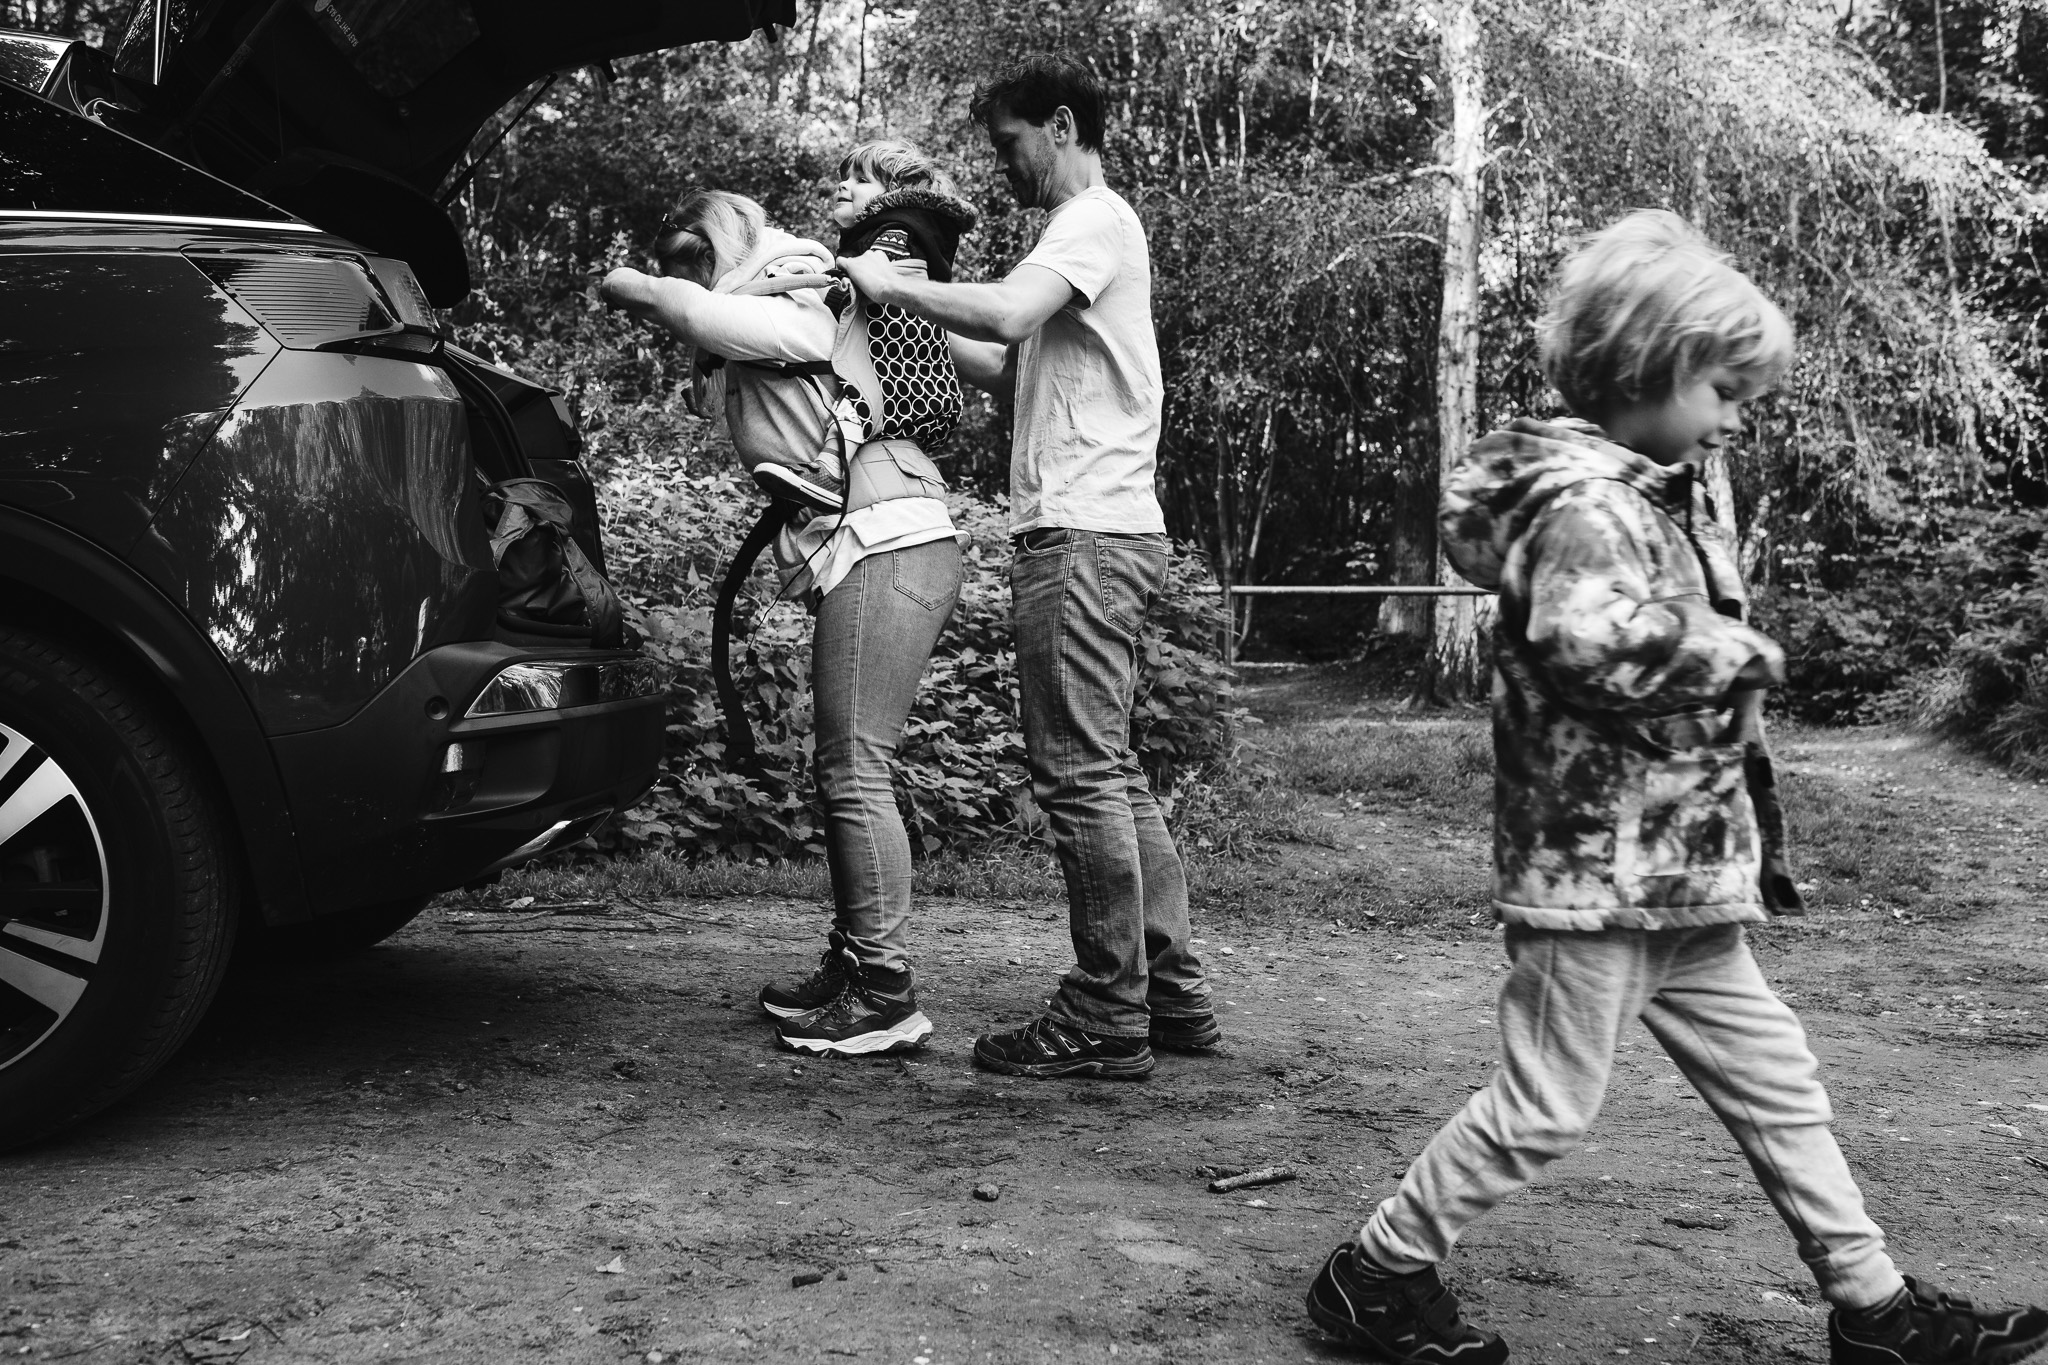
top-left (699, 192), bottom-right (975, 771)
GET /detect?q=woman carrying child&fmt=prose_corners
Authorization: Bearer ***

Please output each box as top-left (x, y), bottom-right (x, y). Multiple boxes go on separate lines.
top-left (598, 143), bottom-right (978, 1060)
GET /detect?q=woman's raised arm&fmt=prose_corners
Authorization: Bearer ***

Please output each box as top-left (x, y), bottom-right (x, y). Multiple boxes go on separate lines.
top-left (599, 267), bottom-right (833, 366)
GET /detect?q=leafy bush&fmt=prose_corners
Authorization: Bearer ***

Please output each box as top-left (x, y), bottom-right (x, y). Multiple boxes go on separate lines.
top-left (456, 261), bottom-right (1242, 864)
top-left (585, 407), bottom-right (1241, 862)
top-left (1906, 509), bottom-right (2048, 775)
top-left (1754, 503), bottom-right (2047, 728)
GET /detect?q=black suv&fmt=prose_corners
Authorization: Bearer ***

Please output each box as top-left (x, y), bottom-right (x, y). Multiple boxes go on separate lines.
top-left (0, 0), bottom-right (787, 1149)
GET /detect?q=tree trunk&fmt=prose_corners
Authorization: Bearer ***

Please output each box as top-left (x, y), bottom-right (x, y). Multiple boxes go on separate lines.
top-left (1422, 0), bottom-right (1494, 703)
top-left (1378, 426), bottom-right (1434, 637)
top-left (1211, 404), bottom-right (1236, 666)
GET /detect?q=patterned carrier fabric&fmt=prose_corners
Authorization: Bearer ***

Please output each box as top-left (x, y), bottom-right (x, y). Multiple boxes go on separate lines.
top-left (846, 299), bottom-right (962, 452)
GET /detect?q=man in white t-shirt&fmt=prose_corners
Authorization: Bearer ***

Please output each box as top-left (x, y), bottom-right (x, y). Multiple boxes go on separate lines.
top-left (839, 53), bottom-right (1215, 1080)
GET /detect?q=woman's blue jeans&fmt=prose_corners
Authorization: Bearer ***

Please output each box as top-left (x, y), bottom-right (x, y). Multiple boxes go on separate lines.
top-left (1010, 527), bottom-right (1211, 1038)
top-left (812, 538), bottom-right (962, 971)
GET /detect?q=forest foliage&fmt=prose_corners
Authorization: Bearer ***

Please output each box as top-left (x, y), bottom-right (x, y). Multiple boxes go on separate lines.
top-left (9, 0), bottom-right (2048, 817)
top-left (428, 0), bottom-right (2046, 772)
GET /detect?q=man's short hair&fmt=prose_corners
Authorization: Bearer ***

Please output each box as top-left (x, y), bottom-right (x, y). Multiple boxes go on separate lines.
top-left (1537, 209), bottom-right (1794, 419)
top-left (970, 53), bottom-right (1105, 152)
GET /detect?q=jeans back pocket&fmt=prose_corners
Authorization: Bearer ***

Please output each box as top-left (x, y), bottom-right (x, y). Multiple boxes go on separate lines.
top-left (1096, 534), bottom-right (1167, 636)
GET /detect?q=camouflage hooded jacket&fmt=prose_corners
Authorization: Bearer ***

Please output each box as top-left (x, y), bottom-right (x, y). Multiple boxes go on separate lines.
top-left (1439, 417), bottom-right (1787, 930)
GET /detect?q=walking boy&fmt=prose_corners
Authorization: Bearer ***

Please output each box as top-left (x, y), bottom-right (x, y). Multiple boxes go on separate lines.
top-left (837, 53), bottom-right (1214, 1078)
top-left (1303, 211), bottom-right (2048, 1364)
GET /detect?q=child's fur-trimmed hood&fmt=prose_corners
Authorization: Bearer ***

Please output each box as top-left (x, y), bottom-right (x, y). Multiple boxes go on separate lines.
top-left (837, 187), bottom-right (978, 280)
top-left (845, 187), bottom-right (978, 234)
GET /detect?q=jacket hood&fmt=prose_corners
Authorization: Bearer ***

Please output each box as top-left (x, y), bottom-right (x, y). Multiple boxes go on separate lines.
top-left (838, 187), bottom-right (977, 281)
top-left (12, 1), bottom-right (790, 305)
top-left (1440, 416), bottom-right (1745, 615)
top-left (716, 226), bottom-right (836, 291)
top-left (847, 187), bottom-right (978, 234)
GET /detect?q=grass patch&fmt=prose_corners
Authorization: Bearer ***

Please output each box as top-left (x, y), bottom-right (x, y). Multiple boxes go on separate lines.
top-left (1189, 856), bottom-right (1492, 932)
top-left (1242, 715), bottom-right (1491, 820)
top-left (1772, 724), bottom-right (1985, 936)
top-left (482, 847), bottom-right (1066, 906)
top-left (472, 677), bottom-right (1992, 954)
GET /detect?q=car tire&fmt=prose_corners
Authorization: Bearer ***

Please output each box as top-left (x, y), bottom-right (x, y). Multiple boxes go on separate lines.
top-left (256, 895), bottom-right (433, 958)
top-left (0, 627), bottom-right (237, 1152)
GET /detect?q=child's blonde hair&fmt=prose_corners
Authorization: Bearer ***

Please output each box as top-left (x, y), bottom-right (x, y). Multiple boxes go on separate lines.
top-left (1537, 209), bottom-right (1793, 418)
top-left (838, 139), bottom-right (959, 199)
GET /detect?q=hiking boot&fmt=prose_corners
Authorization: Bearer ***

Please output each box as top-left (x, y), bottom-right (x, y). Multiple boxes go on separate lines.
top-left (1305, 1242), bottom-right (1508, 1364)
top-left (753, 461), bottom-right (845, 513)
top-left (1149, 1011), bottom-right (1223, 1052)
top-left (759, 931), bottom-right (856, 1019)
top-left (1830, 1277), bottom-right (2048, 1365)
top-left (775, 960), bottom-right (932, 1057)
top-left (971, 1016), bottom-right (1155, 1080)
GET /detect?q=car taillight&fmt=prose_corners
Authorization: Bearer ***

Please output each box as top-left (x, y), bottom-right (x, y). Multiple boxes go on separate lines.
top-left (188, 251), bottom-right (402, 349)
top-left (466, 659), bottom-right (667, 717)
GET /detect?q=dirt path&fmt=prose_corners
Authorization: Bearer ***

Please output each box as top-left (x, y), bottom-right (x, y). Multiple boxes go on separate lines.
top-left (4, 710), bottom-right (2045, 1364)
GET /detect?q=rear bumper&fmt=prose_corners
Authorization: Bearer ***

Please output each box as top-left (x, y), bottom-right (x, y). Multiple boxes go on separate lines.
top-left (265, 641), bottom-right (667, 921)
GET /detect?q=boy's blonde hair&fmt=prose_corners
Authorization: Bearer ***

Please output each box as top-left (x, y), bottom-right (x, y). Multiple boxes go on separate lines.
top-left (838, 139), bottom-right (959, 198)
top-left (654, 189), bottom-right (767, 286)
top-left (1537, 209), bottom-right (1793, 419)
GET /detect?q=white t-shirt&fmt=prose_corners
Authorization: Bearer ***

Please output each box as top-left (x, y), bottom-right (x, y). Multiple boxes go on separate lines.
top-left (1009, 186), bottom-right (1166, 535)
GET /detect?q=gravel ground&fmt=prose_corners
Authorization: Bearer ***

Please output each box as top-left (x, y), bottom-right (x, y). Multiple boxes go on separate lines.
top-left (4, 724), bottom-right (2045, 1365)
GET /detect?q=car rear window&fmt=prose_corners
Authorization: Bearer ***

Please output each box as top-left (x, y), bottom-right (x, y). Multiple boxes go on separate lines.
top-left (111, 0), bottom-right (194, 82)
top-left (0, 32), bottom-right (70, 94)
top-left (0, 79), bottom-right (296, 224)
top-left (301, 0), bottom-right (482, 98)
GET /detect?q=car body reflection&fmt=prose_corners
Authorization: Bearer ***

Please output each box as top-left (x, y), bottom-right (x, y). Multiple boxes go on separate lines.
top-left (147, 353), bottom-right (495, 732)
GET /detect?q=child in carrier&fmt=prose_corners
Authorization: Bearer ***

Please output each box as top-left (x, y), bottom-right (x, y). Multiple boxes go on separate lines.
top-left (749, 139), bottom-right (978, 513)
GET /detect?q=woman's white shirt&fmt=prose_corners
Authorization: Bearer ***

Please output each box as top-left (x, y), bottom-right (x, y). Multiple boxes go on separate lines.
top-left (775, 496), bottom-right (960, 603)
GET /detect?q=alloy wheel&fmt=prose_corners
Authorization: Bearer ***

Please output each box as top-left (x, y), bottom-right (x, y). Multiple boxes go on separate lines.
top-left (0, 718), bottom-right (111, 1073)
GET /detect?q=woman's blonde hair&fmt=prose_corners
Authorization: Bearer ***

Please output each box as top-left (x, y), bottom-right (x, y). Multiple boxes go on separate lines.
top-left (653, 189), bottom-right (767, 286)
top-left (1537, 209), bottom-right (1794, 418)
top-left (838, 139), bottom-right (958, 198)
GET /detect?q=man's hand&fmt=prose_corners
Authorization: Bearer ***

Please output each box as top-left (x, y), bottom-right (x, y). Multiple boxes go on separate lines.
top-left (835, 250), bottom-right (902, 307)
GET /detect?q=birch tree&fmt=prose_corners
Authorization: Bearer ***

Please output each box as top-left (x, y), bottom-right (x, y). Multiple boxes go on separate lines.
top-left (1421, 0), bottom-right (1497, 702)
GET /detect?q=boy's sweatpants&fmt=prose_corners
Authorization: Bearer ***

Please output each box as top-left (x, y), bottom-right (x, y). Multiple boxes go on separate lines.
top-left (1358, 923), bottom-right (1907, 1310)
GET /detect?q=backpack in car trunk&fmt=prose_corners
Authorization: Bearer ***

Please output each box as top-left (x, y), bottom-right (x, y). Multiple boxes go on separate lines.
top-left (483, 477), bottom-right (629, 649)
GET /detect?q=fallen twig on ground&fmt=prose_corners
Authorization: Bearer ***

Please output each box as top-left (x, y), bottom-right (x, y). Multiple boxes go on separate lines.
top-left (1208, 1166), bottom-right (1299, 1193)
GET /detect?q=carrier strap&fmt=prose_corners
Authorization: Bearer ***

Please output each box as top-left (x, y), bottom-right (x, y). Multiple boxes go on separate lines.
top-left (712, 500), bottom-right (795, 778)
top-left (695, 353), bottom-right (837, 379)
top-left (694, 272), bottom-right (844, 380)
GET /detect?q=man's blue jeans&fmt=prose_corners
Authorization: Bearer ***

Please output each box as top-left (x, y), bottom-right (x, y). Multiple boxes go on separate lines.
top-left (1010, 527), bottom-right (1210, 1038)
top-left (813, 538), bottom-right (963, 971)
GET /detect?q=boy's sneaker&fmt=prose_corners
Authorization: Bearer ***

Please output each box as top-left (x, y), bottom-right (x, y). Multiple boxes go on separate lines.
top-left (1149, 1011), bottom-right (1223, 1052)
top-left (752, 462), bottom-right (845, 513)
top-left (1305, 1242), bottom-right (1508, 1364)
top-left (1829, 1277), bottom-right (2048, 1364)
top-left (971, 1017), bottom-right (1155, 1080)
top-left (759, 931), bottom-right (856, 1019)
top-left (775, 960), bottom-right (932, 1057)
